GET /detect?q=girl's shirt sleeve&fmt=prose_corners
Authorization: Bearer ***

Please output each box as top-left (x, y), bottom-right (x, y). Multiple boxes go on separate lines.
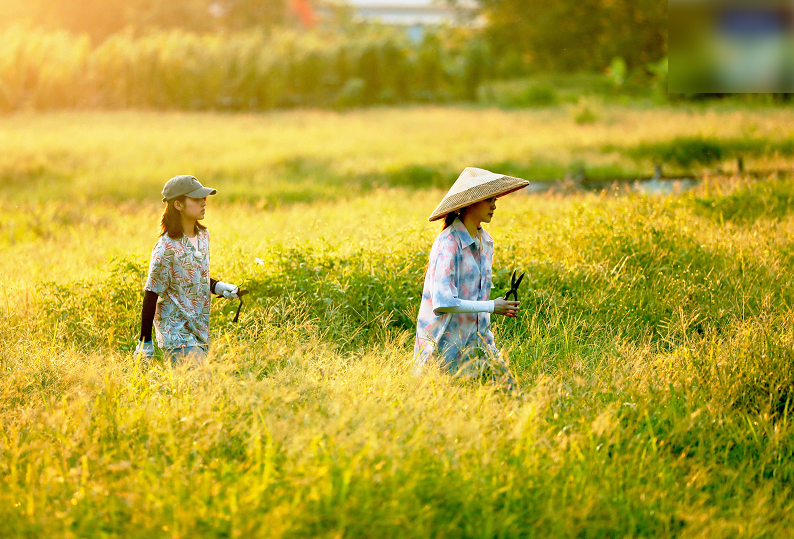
top-left (430, 241), bottom-right (461, 315)
top-left (144, 238), bottom-right (171, 295)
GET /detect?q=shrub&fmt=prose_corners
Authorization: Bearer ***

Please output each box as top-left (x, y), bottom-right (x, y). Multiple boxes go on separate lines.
top-left (573, 106), bottom-right (597, 124)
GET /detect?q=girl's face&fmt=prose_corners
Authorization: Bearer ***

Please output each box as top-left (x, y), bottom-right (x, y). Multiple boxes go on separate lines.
top-left (176, 196), bottom-right (207, 221)
top-left (466, 197), bottom-right (497, 224)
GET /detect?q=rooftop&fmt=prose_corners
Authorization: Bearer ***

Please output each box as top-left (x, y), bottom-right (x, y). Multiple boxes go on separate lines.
top-left (339, 0), bottom-right (479, 26)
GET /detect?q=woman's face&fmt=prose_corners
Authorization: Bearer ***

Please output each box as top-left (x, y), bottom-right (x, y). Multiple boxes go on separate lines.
top-left (176, 196), bottom-right (207, 221)
top-left (466, 197), bottom-right (497, 224)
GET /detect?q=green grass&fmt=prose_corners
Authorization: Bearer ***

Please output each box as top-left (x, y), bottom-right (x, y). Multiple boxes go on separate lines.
top-left (2, 104), bottom-right (794, 206)
top-left (606, 136), bottom-right (794, 169)
top-left (2, 107), bottom-right (794, 537)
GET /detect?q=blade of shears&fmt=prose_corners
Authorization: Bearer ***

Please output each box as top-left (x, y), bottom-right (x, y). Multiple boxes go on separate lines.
top-left (514, 273), bottom-right (525, 290)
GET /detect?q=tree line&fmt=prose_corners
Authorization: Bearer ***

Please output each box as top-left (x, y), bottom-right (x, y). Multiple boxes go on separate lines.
top-left (1, 0), bottom-right (666, 73)
top-left (479, 0), bottom-right (666, 72)
top-left (0, 0), bottom-right (290, 41)
top-left (0, 26), bottom-right (497, 111)
top-left (0, 0), bottom-right (669, 111)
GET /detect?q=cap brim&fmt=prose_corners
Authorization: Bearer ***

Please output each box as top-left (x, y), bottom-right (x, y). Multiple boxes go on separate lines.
top-left (184, 187), bottom-right (217, 199)
top-left (428, 176), bottom-right (529, 221)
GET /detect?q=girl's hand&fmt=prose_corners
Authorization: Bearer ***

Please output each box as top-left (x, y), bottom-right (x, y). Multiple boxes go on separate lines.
top-left (493, 298), bottom-right (520, 317)
top-left (214, 281), bottom-right (239, 299)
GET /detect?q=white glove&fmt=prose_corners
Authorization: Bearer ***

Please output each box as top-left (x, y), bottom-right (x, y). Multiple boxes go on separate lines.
top-left (214, 281), bottom-right (239, 299)
top-left (435, 300), bottom-right (495, 314)
top-left (134, 340), bottom-right (155, 362)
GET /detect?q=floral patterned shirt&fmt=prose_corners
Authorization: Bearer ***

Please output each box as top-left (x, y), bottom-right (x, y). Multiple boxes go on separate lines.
top-left (144, 228), bottom-right (212, 349)
top-left (414, 218), bottom-right (498, 371)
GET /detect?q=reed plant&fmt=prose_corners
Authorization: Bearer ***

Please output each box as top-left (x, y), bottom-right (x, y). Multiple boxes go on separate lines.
top-left (0, 25), bottom-right (493, 112)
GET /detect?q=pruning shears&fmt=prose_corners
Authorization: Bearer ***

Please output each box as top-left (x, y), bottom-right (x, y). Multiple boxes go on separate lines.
top-left (216, 288), bottom-right (249, 323)
top-left (503, 270), bottom-right (525, 302)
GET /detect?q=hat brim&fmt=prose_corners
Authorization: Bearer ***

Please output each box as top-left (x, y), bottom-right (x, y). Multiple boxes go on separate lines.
top-left (428, 176), bottom-right (529, 221)
top-left (163, 186), bottom-right (217, 202)
top-left (185, 186), bottom-right (217, 199)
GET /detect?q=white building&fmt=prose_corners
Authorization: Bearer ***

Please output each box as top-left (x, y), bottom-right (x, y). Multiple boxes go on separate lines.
top-left (338, 0), bottom-right (481, 39)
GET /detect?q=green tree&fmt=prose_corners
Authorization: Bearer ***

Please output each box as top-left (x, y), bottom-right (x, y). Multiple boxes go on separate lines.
top-left (479, 0), bottom-right (666, 72)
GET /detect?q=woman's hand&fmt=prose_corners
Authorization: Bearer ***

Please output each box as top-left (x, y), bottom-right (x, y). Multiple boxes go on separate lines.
top-left (493, 298), bottom-right (520, 317)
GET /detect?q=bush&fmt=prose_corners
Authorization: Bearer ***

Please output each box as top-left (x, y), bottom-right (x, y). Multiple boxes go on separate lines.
top-left (573, 105), bottom-right (598, 124)
top-left (521, 84), bottom-right (559, 107)
top-left (647, 56), bottom-right (668, 94)
top-left (335, 78), bottom-right (365, 108)
top-left (477, 80), bottom-right (560, 108)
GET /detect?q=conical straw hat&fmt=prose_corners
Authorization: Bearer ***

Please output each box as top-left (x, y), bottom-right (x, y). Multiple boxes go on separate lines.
top-left (428, 167), bottom-right (529, 221)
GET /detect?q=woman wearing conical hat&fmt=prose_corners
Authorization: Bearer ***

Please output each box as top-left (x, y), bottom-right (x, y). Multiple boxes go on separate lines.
top-left (414, 167), bottom-right (528, 388)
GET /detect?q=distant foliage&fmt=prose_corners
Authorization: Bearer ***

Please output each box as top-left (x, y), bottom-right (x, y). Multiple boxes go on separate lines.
top-left (480, 0), bottom-right (667, 72)
top-left (647, 55), bottom-right (667, 94)
top-left (573, 104), bottom-right (598, 125)
top-left (0, 0), bottom-right (289, 42)
top-left (0, 26), bottom-right (493, 111)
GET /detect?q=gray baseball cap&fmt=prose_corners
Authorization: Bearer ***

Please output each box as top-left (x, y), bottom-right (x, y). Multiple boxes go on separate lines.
top-left (161, 175), bottom-right (217, 202)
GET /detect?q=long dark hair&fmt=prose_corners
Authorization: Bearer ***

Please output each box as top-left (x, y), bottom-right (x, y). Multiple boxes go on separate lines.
top-left (160, 195), bottom-right (207, 239)
top-left (442, 207), bottom-right (467, 231)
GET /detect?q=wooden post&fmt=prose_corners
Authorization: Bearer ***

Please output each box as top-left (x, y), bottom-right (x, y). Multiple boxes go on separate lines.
top-left (652, 163), bottom-right (662, 180)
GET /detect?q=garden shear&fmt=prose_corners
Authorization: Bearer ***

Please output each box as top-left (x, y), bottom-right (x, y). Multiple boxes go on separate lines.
top-left (503, 270), bottom-right (525, 302)
top-left (216, 288), bottom-right (250, 323)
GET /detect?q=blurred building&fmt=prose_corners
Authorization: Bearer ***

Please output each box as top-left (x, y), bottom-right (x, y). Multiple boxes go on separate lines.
top-left (336, 0), bottom-right (481, 40)
top-left (669, 0), bottom-right (794, 92)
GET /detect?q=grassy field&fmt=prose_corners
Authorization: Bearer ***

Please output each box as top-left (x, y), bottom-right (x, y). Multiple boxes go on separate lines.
top-left (1, 104), bottom-right (794, 538)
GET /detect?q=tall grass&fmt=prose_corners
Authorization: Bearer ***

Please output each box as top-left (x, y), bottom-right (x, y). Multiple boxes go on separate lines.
top-left (2, 109), bottom-right (794, 536)
top-left (2, 174), bottom-right (794, 536)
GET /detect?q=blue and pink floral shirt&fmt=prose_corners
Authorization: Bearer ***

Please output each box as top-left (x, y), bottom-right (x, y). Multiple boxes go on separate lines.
top-left (414, 218), bottom-right (498, 371)
top-left (144, 228), bottom-right (212, 350)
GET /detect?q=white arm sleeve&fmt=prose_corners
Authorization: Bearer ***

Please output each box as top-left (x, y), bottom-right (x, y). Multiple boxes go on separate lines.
top-left (435, 300), bottom-right (494, 314)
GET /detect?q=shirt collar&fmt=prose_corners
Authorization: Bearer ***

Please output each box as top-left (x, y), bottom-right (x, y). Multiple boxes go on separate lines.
top-left (451, 218), bottom-right (493, 249)
top-left (177, 229), bottom-right (203, 249)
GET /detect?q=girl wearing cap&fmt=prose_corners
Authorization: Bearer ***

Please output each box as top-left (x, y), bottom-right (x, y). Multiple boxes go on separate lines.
top-left (134, 175), bottom-right (240, 365)
top-left (414, 167), bottom-right (528, 388)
